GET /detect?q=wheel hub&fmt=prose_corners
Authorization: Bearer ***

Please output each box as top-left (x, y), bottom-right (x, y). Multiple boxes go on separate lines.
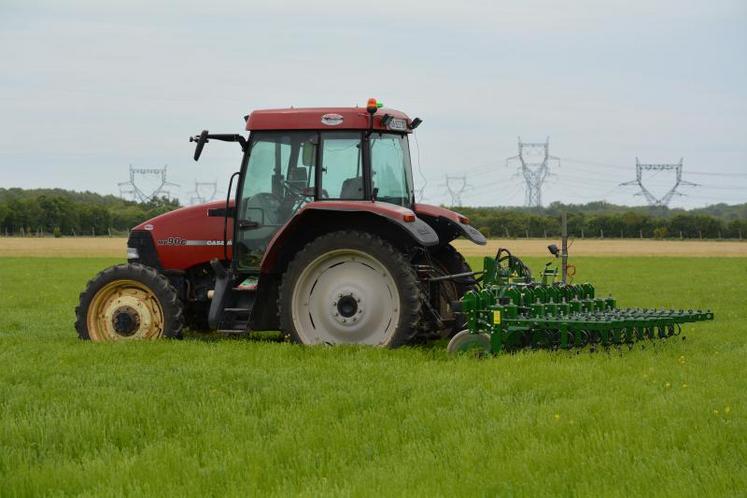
top-left (336, 294), bottom-right (358, 318)
top-left (332, 290), bottom-right (364, 326)
top-left (111, 306), bottom-right (140, 336)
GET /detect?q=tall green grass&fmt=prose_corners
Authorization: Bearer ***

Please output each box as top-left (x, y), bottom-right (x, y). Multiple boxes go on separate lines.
top-left (0, 257), bottom-right (744, 497)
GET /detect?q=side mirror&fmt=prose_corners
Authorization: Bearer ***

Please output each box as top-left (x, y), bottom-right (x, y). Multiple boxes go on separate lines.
top-left (190, 130), bottom-right (209, 161)
top-left (301, 141), bottom-right (316, 166)
top-left (547, 244), bottom-right (560, 257)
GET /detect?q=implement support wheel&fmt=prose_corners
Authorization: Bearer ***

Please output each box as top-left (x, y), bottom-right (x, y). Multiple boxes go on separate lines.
top-left (447, 330), bottom-right (492, 356)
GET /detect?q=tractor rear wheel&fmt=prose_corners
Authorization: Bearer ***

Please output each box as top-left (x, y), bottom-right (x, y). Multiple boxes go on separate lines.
top-left (278, 231), bottom-right (421, 347)
top-left (75, 263), bottom-right (184, 341)
top-left (430, 244), bottom-right (474, 338)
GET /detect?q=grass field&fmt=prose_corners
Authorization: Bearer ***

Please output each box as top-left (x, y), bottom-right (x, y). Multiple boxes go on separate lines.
top-left (0, 252), bottom-right (745, 497)
top-left (2, 236), bottom-right (747, 258)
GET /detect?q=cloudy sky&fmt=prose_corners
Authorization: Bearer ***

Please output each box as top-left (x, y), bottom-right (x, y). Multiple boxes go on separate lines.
top-left (1, 0), bottom-right (745, 207)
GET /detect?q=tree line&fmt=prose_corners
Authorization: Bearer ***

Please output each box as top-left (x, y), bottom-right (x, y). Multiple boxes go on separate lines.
top-left (459, 203), bottom-right (747, 239)
top-left (1, 188), bottom-right (745, 239)
top-left (0, 188), bottom-right (180, 236)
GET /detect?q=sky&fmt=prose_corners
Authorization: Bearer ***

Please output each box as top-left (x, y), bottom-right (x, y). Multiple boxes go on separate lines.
top-left (1, 0), bottom-right (745, 208)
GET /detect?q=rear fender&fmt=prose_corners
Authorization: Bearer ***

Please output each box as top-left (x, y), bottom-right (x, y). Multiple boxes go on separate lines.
top-left (260, 202), bottom-right (439, 275)
top-left (414, 203), bottom-right (487, 245)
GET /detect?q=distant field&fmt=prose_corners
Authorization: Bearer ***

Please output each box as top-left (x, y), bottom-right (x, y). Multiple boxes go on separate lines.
top-left (0, 255), bottom-right (744, 496)
top-left (2, 236), bottom-right (746, 258)
top-left (452, 238), bottom-right (747, 257)
top-left (0, 237), bottom-right (126, 258)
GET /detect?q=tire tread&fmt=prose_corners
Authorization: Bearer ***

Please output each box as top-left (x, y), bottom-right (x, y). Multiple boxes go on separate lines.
top-left (277, 230), bottom-right (421, 348)
top-left (74, 263), bottom-right (184, 340)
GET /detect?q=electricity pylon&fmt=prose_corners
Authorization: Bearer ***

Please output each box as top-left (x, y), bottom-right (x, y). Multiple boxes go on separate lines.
top-left (620, 158), bottom-right (698, 207)
top-left (118, 165), bottom-right (179, 203)
top-left (441, 175), bottom-right (470, 207)
top-left (506, 137), bottom-right (560, 208)
top-left (187, 180), bottom-right (218, 205)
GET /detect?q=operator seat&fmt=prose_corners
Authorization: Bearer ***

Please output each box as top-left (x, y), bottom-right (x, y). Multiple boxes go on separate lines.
top-left (340, 176), bottom-right (364, 199)
top-left (287, 166), bottom-right (308, 192)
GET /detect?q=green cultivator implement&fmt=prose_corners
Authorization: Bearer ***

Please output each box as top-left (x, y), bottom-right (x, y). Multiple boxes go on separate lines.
top-left (448, 248), bottom-right (714, 355)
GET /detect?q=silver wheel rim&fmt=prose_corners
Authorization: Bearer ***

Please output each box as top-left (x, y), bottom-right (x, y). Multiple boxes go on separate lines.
top-left (291, 249), bottom-right (401, 345)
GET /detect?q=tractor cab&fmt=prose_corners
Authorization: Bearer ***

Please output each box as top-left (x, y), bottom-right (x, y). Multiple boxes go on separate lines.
top-left (191, 99), bottom-right (420, 274)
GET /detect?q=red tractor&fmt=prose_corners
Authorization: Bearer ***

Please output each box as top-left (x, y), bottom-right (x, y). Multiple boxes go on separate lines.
top-left (75, 99), bottom-right (486, 346)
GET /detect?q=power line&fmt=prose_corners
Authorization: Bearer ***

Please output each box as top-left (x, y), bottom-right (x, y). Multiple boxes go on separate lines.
top-left (688, 171), bottom-right (747, 178)
top-left (567, 158), bottom-right (747, 179)
top-left (412, 131), bottom-right (427, 202)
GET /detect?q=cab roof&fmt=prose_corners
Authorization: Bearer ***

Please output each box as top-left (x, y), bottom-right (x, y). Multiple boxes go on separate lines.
top-left (245, 107), bottom-right (413, 133)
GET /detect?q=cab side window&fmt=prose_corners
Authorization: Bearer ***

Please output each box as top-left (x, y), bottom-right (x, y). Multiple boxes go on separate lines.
top-left (320, 132), bottom-right (364, 199)
top-left (236, 131), bottom-right (316, 270)
top-left (370, 133), bottom-right (412, 206)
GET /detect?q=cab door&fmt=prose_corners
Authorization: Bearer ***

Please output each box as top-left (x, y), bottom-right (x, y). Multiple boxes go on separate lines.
top-left (234, 131), bottom-right (317, 271)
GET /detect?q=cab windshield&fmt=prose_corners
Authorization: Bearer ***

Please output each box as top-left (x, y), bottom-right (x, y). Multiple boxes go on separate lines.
top-left (369, 132), bottom-right (414, 207)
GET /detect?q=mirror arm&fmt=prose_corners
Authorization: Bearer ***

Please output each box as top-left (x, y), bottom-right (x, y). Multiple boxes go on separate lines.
top-left (189, 132), bottom-right (248, 161)
top-left (203, 134), bottom-right (247, 149)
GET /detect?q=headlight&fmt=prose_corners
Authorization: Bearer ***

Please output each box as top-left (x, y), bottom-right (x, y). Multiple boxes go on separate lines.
top-left (127, 247), bottom-right (139, 259)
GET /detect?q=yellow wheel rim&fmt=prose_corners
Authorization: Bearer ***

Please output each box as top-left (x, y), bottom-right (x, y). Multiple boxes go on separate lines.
top-left (86, 279), bottom-right (165, 341)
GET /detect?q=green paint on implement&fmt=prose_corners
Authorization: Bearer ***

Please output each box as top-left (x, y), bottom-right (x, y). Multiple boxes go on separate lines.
top-left (450, 248), bottom-right (714, 355)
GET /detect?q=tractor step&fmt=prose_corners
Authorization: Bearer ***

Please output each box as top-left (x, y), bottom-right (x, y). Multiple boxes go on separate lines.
top-left (217, 306), bottom-right (252, 332)
top-left (223, 307), bottom-right (252, 313)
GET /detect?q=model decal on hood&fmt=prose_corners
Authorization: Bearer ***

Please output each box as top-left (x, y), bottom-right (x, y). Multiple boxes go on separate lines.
top-left (156, 237), bottom-right (233, 246)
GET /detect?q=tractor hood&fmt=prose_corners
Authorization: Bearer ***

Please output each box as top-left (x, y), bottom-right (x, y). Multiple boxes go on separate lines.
top-left (130, 200), bottom-right (234, 271)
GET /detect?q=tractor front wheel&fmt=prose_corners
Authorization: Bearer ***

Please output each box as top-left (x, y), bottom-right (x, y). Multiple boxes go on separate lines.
top-left (75, 263), bottom-right (184, 341)
top-left (278, 231), bottom-right (421, 347)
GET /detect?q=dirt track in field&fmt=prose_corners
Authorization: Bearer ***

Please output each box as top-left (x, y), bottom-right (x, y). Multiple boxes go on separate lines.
top-left (0, 237), bottom-right (127, 258)
top-left (0, 237), bottom-right (747, 259)
top-left (1, 237), bottom-right (746, 258)
top-left (452, 238), bottom-right (747, 257)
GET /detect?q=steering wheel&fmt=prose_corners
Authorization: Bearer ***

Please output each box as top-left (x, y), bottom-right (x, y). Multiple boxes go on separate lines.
top-left (283, 180), bottom-right (311, 200)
